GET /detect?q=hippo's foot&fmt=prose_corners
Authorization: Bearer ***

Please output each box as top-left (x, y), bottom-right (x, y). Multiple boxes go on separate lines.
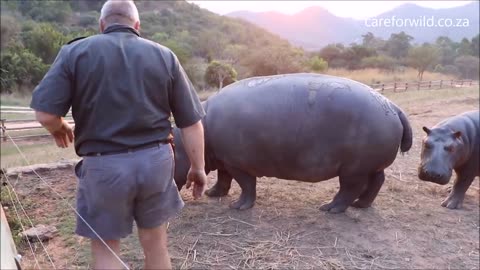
top-left (320, 175), bottom-right (369, 213)
top-left (319, 201), bottom-right (349, 213)
top-left (205, 185), bottom-right (229, 197)
top-left (441, 195), bottom-right (464, 209)
top-left (350, 171), bottom-right (385, 209)
top-left (350, 199), bottom-right (371, 209)
top-left (229, 194), bottom-right (255, 210)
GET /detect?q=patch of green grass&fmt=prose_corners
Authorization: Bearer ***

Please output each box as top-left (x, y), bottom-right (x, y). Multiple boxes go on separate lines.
top-left (0, 94), bottom-right (31, 107)
top-left (1, 141), bottom-right (78, 169)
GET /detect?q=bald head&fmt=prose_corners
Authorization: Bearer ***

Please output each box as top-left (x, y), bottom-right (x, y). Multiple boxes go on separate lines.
top-left (99, 0), bottom-right (140, 31)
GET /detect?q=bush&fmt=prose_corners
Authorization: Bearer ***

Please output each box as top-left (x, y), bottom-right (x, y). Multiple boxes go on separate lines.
top-left (0, 45), bottom-right (48, 94)
top-left (454, 55), bottom-right (480, 79)
top-left (309, 56), bottom-right (328, 72)
top-left (361, 55), bottom-right (397, 71)
top-left (434, 64), bottom-right (461, 78)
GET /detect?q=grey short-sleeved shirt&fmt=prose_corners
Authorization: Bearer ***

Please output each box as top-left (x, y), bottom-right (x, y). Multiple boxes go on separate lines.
top-left (30, 24), bottom-right (205, 156)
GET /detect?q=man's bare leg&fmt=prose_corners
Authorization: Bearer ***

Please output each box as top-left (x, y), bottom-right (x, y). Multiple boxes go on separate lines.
top-left (138, 223), bottom-right (172, 269)
top-left (91, 239), bottom-right (123, 269)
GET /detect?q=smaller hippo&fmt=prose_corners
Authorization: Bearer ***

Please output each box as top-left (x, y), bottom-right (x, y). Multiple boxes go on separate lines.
top-left (418, 110), bottom-right (479, 209)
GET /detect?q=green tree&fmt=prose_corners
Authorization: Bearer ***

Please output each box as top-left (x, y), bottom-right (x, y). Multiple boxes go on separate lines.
top-left (243, 45), bottom-right (305, 76)
top-left (19, 0), bottom-right (72, 23)
top-left (457, 38), bottom-right (472, 56)
top-left (151, 32), bottom-right (192, 65)
top-left (407, 44), bottom-right (439, 81)
top-left (22, 23), bottom-right (68, 64)
top-left (318, 44), bottom-right (343, 64)
top-left (454, 55), bottom-right (480, 79)
top-left (1, 15), bottom-right (20, 49)
top-left (385, 31), bottom-right (413, 59)
top-left (204, 60), bottom-right (237, 90)
top-left (471, 34), bottom-right (479, 57)
top-left (360, 55), bottom-right (397, 71)
top-left (309, 56), bottom-right (328, 72)
top-left (435, 36), bottom-right (456, 66)
top-left (0, 45), bottom-right (48, 93)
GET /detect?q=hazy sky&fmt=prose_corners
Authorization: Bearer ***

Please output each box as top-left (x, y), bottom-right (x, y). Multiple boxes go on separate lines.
top-left (187, 1), bottom-right (473, 20)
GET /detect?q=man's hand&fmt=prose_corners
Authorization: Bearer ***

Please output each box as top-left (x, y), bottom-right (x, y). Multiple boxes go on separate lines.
top-left (51, 120), bottom-right (74, 148)
top-left (185, 168), bottom-right (207, 199)
top-left (35, 111), bottom-right (74, 148)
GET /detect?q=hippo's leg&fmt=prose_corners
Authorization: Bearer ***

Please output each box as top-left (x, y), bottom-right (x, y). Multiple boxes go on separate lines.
top-left (351, 171), bottom-right (385, 208)
top-left (441, 167), bottom-right (476, 209)
top-left (226, 167), bottom-right (256, 210)
top-left (320, 175), bottom-right (367, 213)
top-left (205, 169), bottom-right (233, 197)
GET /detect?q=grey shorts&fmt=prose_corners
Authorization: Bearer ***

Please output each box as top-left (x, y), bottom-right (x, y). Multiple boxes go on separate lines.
top-left (73, 143), bottom-right (184, 240)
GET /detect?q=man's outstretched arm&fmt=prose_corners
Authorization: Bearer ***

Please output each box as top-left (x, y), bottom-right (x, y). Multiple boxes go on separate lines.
top-left (180, 120), bottom-right (207, 199)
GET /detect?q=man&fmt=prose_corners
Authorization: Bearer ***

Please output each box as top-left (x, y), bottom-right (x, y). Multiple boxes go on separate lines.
top-left (30, 0), bottom-right (208, 269)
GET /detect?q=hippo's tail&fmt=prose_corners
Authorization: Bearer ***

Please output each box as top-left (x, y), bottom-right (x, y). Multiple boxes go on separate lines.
top-left (394, 105), bottom-right (413, 153)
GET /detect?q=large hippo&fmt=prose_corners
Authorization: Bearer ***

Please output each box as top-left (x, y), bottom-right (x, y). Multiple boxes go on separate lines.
top-left (418, 110), bottom-right (479, 209)
top-left (173, 73), bottom-right (412, 213)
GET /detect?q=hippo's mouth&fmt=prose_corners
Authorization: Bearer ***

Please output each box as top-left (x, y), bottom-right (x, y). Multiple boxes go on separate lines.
top-left (418, 167), bottom-right (451, 185)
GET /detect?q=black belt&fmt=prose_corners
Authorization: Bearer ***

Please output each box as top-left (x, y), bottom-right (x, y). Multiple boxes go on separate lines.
top-left (84, 140), bottom-right (170, 157)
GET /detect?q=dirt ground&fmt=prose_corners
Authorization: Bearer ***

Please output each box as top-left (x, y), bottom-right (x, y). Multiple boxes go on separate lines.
top-left (1, 87), bottom-right (479, 270)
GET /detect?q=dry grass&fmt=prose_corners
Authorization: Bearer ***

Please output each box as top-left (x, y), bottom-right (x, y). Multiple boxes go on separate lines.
top-left (324, 68), bottom-right (456, 85)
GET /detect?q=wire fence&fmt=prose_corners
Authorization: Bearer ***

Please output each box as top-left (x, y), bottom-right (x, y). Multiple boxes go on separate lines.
top-left (370, 79), bottom-right (478, 93)
top-left (1, 79), bottom-right (478, 142)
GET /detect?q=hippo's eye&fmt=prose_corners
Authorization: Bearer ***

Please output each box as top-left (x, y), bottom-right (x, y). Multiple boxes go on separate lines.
top-left (424, 143), bottom-right (433, 149)
top-left (444, 145), bottom-right (454, 152)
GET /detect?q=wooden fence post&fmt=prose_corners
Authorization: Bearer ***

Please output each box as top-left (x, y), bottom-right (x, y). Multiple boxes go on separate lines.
top-left (417, 81), bottom-right (420, 90)
top-left (1, 119), bottom-right (6, 142)
top-left (393, 82), bottom-right (397, 92)
top-left (405, 82), bottom-right (408, 91)
top-left (382, 84), bottom-right (385, 92)
top-left (428, 81), bottom-right (431, 89)
top-left (439, 80), bottom-right (443, 89)
top-left (469, 80), bottom-right (472, 86)
top-left (461, 80), bottom-right (464, 87)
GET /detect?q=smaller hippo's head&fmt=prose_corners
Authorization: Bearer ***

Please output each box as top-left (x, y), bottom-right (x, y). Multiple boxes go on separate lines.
top-left (418, 126), bottom-right (463, 185)
top-left (172, 127), bottom-right (191, 191)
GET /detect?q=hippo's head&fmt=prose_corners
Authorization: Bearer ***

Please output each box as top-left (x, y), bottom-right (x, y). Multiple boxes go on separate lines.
top-left (418, 126), bottom-right (463, 185)
top-left (172, 127), bottom-right (191, 191)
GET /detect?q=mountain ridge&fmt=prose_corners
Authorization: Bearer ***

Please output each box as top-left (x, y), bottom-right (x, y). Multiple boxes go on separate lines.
top-left (226, 2), bottom-right (479, 50)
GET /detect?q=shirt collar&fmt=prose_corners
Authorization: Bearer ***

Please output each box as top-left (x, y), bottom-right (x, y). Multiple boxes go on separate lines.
top-left (103, 24), bottom-right (141, 37)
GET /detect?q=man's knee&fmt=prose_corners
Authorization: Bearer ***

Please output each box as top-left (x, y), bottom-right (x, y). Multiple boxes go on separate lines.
top-left (138, 223), bottom-right (168, 250)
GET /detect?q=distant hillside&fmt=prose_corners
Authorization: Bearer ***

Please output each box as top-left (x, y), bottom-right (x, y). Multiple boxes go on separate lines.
top-left (1, 0), bottom-right (308, 93)
top-left (227, 2), bottom-right (480, 50)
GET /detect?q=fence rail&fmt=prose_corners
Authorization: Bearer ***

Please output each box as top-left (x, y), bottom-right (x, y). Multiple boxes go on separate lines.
top-left (370, 79), bottom-right (478, 92)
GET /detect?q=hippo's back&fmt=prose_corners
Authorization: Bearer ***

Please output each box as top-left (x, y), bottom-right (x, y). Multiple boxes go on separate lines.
top-left (204, 73), bottom-right (405, 180)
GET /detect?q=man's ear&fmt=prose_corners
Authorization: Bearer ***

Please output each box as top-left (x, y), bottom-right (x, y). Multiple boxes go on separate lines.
top-left (134, 21), bottom-right (140, 31)
top-left (99, 19), bottom-right (105, 32)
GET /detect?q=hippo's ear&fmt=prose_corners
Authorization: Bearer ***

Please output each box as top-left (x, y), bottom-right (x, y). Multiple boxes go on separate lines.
top-left (422, 126), bottom-right (431, 135)
top-left (453, 131), bottom-right (462, 139)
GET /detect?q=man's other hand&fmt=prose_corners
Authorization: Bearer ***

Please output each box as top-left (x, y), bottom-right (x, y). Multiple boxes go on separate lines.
top-left (185, 168), bottom-right (207, 199)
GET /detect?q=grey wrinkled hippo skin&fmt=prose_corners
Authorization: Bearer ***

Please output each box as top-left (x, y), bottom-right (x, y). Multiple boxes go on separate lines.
top-left (173, 73), bottom-right (413, 213)
top-left (418, 110), bottom-right (479, 209)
